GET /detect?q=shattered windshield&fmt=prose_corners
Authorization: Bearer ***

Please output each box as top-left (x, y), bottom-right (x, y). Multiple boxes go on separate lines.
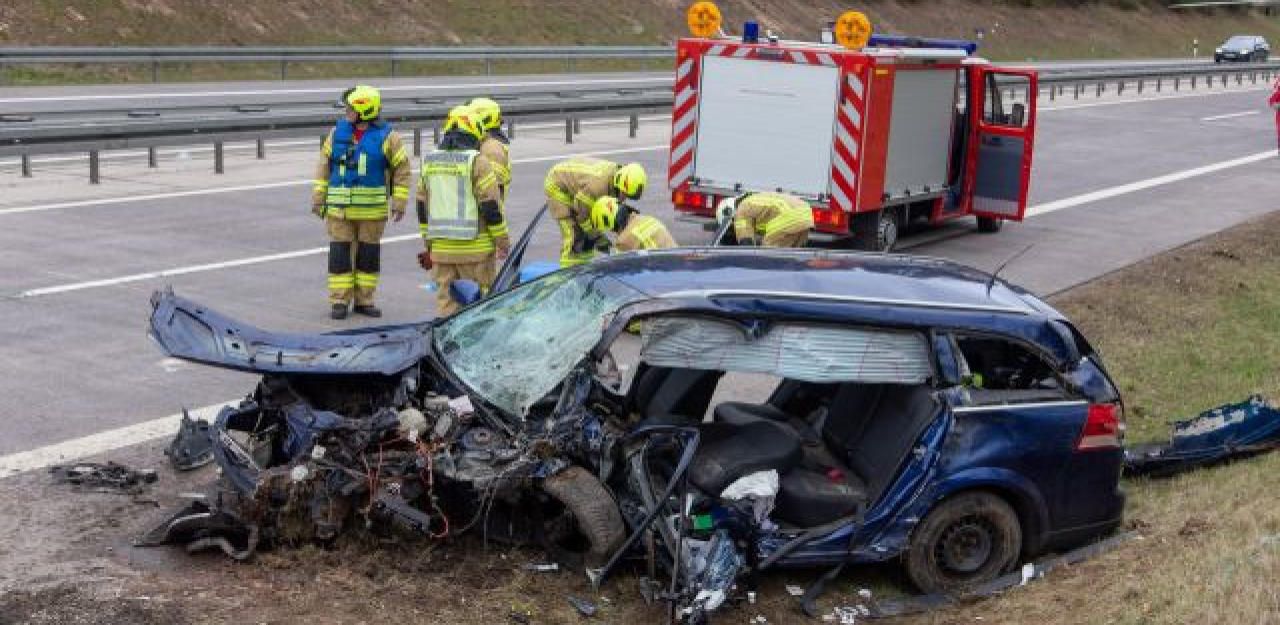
top-left (433, 270), bottom-right (647, 417)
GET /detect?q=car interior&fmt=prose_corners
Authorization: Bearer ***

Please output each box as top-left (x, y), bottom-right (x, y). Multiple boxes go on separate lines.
top-left (607, 314), bottom-right (944, 531)
top-left (952, 335), bottom-right (1074, 405)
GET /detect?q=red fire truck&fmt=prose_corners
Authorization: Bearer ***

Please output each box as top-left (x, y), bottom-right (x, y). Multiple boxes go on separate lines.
top-left (669, 6), bottom-right (1038, 251)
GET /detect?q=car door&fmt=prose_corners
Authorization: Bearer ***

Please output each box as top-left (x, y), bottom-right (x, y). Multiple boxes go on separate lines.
top-left (966, 68), bottom-right (1037, 222)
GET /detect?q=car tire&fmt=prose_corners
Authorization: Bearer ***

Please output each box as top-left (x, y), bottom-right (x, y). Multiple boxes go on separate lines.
top-left (904, 491), bottom-right (1023, 594)
top-left (976, 216), bottom-right (1003, 233)
top-left (851, 208), bottom-right (899, 252)
top-left (540, 465), bottom-right (626, 571)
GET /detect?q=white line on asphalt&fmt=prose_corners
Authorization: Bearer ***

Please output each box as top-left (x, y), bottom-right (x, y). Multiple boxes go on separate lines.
top-left (0, 402), bottom-right (232, 478)
top-left (0, 76), bottom-right (664, 104)
top-left (1041, 86), bottom-right (1270, 111)
top-left (0, 143), bottom-right (667, 217)
top-left (1027, 150), bottom-right (1277, 217)
top-left (1201, 110), bottom-right (1261, 121)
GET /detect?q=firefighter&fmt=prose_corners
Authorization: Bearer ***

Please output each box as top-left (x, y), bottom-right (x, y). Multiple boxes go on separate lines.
top-left (1270, 76), bottom-right (1280, 154)
top-left (313, 85), bottom-right (411, 320)
top-left (543, 158), bottom-right (647, 267)
top-left (590, 197), bottom-right (678, 252)
top-left (466, 97), bottom-right (511, 200)
top-left (417, 106), bottom-right (509, 317)
top-left (717, 191), bottom-right (814, 248)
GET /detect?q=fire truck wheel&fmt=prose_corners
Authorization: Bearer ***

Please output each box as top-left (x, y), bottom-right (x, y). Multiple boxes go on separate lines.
top-left (977, 216), bottom-right (1004, 233)
top-left (851, 208), bottom-right (899, 252)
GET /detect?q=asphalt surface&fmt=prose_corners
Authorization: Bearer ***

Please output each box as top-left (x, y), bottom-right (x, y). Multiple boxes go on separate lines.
top-left (0, 79), bottom-right (1276, 457)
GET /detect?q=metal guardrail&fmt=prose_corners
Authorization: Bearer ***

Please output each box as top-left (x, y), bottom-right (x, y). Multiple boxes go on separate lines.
top-left (1, 59), bottom-right (1276, 182)
top-left (0, 46), bottom-right (675, 80)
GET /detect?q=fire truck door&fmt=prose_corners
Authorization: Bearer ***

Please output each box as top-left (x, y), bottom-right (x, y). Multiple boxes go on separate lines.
top-left (970, 69), bottom-right (1037, 221)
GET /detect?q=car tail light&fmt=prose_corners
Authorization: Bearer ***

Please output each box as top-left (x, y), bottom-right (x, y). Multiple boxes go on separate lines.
top-left (673, 190), bottom-right (708, 210)
top-left (812, 208), bottom-right (848, 232)
top-left (1076, 403), bottom-right (1124, 451)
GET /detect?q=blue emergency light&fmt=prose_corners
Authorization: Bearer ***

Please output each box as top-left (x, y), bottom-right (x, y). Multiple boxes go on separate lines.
top-left (742, 21), bottom-right (760, 43)
top-left (867, 34), bottom-right (979, 55)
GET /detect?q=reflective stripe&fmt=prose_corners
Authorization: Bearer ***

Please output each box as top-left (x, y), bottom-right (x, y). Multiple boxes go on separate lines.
top-left (630, 216), bottom-right (665, 249)
top-left (327, 274), bottom-right (356, 288)
top-left (392, 186), bottom-right (410, 200)
top-left (423, 150), bottom-right (481, 241)
top-left (354, 272), bottom-right (379, 287)
top-left (325, 186), bottom-right (389, 206)
top-left (544, 177), bottom-right (574, 205)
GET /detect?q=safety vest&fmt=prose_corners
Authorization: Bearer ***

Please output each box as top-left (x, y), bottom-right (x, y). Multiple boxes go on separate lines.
top-left (422, 149), bottom-right (481, 241)
top-left (326, 120), bottom-right (394, 219)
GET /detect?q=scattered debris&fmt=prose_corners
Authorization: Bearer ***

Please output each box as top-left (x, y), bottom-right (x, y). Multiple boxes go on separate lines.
top-left (565, 595), bottom-right (597, 617)
top-left (1178, 516), bottom-right (1213, 538)
top-left (164, 410), bottom-right (214, 471)
top-left (866, 532), bottom-right (1135, 618)
top-left (1125, 395), bottom-right (1280, 477)
top-left (785, 585), bottom-right (804, 597)
top-left (50, 461), bottom-right (157, 494)
top-left (135, 499), bottom-right (258, 560)
top-left (524, 563), bottom-right (560, 573)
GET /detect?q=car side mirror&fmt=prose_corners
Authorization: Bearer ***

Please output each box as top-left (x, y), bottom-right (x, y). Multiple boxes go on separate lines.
top-left (449, 279), bottom-right (483, 308)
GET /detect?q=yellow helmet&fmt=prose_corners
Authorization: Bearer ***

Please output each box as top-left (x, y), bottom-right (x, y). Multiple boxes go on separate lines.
top-left (442, 105), bottom-right (484, 141)
top-left (590, 196), bottom-right (620, 233)
top-left (612, 163), bottom-right (647, 200)
top-left (343, 85), bottom-right (382, 121)
top-left (467, 97), bottom-right (502, 131)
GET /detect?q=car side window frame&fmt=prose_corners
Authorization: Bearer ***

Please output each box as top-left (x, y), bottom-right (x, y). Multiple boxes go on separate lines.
top-left (945, 330), bottom-right (1082, 407)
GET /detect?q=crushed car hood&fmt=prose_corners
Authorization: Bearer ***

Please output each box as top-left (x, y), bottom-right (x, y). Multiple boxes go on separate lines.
top-left (148, 289), bottom-right (430, 375)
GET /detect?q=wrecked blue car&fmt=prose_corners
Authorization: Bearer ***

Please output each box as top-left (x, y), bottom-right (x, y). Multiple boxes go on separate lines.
top-left (146, 245), bottom-right (1126, 622)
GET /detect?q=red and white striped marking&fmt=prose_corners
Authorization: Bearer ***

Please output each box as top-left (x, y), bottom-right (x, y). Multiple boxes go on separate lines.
top-left (830, 71), bottom-right (866, 212)
top-left (669, 54), bottom-right (700, 188)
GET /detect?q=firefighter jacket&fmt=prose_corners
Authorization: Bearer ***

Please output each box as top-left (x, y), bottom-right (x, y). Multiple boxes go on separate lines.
top-left (313, 120), bottom-right (411, 220)
top-left (733, 192), bottom-right (814, 244)
top-left (479, 131), bottom-right (511, 200)
top-left (417, 148), bottom-right (508, 264)
top-left (544, 157), bottom-right (619, 223)
top-left (616, 214), bottom-right (677, 252)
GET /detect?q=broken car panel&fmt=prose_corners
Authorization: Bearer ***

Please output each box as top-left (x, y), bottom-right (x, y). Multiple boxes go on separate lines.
top-left (1125, 395), bottom-right (1280, 478)
top-left (146, 248), bottom-right (1126, 622)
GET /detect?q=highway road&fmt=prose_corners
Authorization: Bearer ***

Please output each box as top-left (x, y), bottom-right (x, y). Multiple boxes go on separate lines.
top-left (0, 76), bottom-right (1276, 466)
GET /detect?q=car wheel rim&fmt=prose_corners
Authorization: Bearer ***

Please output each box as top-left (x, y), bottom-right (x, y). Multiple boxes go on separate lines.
top-left (935, 517), bottom-right (995, 575)
top-left (881, 215), bottom-right (898, 251)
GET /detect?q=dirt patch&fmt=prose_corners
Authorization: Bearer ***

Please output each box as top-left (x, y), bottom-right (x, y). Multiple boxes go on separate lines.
top-left (0, 586), bottom-right (186, 625)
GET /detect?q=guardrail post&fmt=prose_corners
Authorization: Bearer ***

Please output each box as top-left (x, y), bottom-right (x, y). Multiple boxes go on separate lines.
top-left (152, 61), bottom-right (160, 83)
top-left (485, 58), bottom-right (493, 76)
top-left (1191, 75), bottom-right (1197, 89)
top-left (1156, 78), bottom-right (1162, 92)
top-left (214, 141), bottom-right (224, 174)
top-left (433, 125), bottom-right (440, 145)
top-left (256, 137), bottom-right (265, 159)
top-left (21, 154), bottom-right (31, 178)
top-left (629, 113), bottom-right (639, 138)
top-left (148, 146), bottom-right (157, 168)
top-left (280, 60), bottom-right (288, 80)
top-left (1137, 79), bottom-right (1143, 94)
top-left (507, 119), bottom-right (515, 140)
top-left (390, 59), bottom-right (398, 77)
top-left (89, 151), bottom-right (100, 185)
top-left (413, 127), bottom-right (422, 156)
top-left (1117, 80), bottom-right (1125, 96)
top-left (573, 117), bottom-right (581, 135)
top-left (1074, 83), bottom-right (1081, 99)
top-left (1096, 82), bottom-right (1103, 97)
top-left (565, 117), bottom-right (573, 144)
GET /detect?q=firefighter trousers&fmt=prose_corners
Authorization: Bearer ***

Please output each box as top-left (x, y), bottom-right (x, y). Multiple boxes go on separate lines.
top-left (326, 215), bottom-right (387, 306)
top-left (762, 230), bottom-right (809, 248)
top-left (556, 217), bottom-right (600, 268)
top-left (432, 257), bottom-right (497, 317)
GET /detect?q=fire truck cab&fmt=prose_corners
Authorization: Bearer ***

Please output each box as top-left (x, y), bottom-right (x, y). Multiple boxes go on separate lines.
top-left (669, 8), bottom-right (1038, 251)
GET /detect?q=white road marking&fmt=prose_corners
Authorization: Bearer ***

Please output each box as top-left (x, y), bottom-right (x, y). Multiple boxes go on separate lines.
top-left (1201, 110), bottom-right (1261, 121)
top-left (0, 402), bottom-right (232, 478)
top-left (1027, 150), bottom-right (1276, 217)
top-left (0, 76), bottom-right (665, 104)
top-left (1041, 86), bottom-right (1270, 112)
top-left (0, 143), bottom-right (667, 217)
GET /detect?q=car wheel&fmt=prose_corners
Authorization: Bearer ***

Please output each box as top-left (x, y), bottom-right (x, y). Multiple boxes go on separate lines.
top-left (851, 208), bottom-right (899, 252)
top-left (976, 216), bottom-right (1003, 233)
top-left (539, 465), bottom-right (626, 571)
top-left (904, 491), bottom-right (1023, 594)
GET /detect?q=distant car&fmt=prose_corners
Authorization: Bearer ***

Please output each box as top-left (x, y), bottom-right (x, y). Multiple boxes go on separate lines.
top-left (1215, 35), bottom-right (1270, 63)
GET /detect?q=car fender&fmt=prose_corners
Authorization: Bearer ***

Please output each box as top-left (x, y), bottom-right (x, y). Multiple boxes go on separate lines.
top-left (892, 467), bottom-right (1052, 556)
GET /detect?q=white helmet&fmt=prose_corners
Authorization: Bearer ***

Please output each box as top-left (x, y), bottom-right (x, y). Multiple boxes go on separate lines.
top-left (716, 196), bottom-right (738, 228)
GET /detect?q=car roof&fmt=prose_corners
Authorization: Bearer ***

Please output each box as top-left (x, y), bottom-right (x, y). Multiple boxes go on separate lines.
top-left (577, 248), bottom-right (1080, 363)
